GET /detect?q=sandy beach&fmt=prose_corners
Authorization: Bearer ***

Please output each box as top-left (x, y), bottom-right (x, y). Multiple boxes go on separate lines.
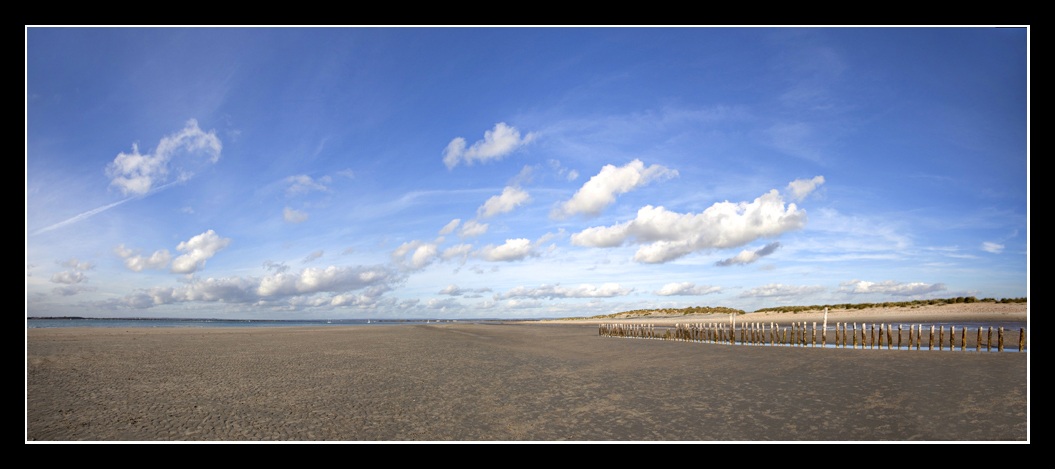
top-left (27, 320), bottom-right (1027, 441)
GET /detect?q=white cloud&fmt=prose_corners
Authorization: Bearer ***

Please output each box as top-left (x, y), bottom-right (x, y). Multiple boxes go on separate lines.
top-left (441, 244), bottom-right (474, 263)
top-left (477, 186), bottom-right (531, 219)
top-left (283, 207), bottom-right (308, 224)
top-left (738, 283), bottom-right (826, 299)
top-left (784, 176), bottom-right (825, 202)
top-left (981, 242), bottom-right (1005, 254)
top-left (391, 240), bottom-right (440, 271)
top-left (302, 250), bottom-right (324, 263)
top-left (438, 219), bottom-right (461, 235)
top-left (438, 285), bottom-right (493, 296)
top-left (472, 231), bottom-right (563, 262)
top-left (59, 257), bottom-right (94, 271)
top-left (442, 123), bottom-right (536, 170)
top-left (106, 119), bottom-right (222, 196)
top-left (653, 282), bottom-right (723, 296)
top-left (837, 279), bottom-right (947, 296)
top-left (475, 238), bottom-right (533, 262)
top-left (337, 169), bottom-right (355, 179)
top-left (571, 184), bottom-right (809, 264)
top-left (285, 175), bottom-right (332, 197)
top-left (495, 283), bottom-right (634, 300)
top-left (170, 230), bottom-right (231, 274)
top-left (566, 169), bottom-right (579, 181)
top-left (458, 219), bottom-right (489, 238)
top-left (551, 159), bottom-right (677, 220)
top-left (715, 242), bottom-right (782, 267)
top-left (113, 244), bottom-right (172, 272)
top-left (50, 270), bottom-right (87, 284)
top-left (101, 264), bottom-right (400, 310)
top-left (256, 265), bottom-right (397, 298)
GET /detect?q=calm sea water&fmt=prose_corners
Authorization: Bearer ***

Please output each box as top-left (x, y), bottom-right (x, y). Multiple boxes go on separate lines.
top-left (26, 319), bottom-right (430, 329)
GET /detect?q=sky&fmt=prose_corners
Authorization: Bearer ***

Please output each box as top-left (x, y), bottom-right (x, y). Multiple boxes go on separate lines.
top-left (25, 27), bottom-right (1029, 319)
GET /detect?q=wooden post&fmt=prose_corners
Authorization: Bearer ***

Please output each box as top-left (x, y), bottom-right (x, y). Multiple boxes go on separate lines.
top-left (898, 324), bottom-right (903, 350)
top-left (853, 323), bottom-right (857, 349)
top-left (976, 327), bottom-right (982, 352)
top-left (950, 326), bottom-right (955, 351)
top-left (998, 327), bottom-right (1004, 352)
top-left (812, 322), bottom-right (817, 347)
top-left (928, 325), bottom-right (934, 351)
top-left (1020, 327), bottom-right (1025, 352)
top-left (822, 307), bottom-right (828, 348)
top-left (939, 326), bottom-right (944, 351)
top-left (987, 327), bottom-right (993, 352)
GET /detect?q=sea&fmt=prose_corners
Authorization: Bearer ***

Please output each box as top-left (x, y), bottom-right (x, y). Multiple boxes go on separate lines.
top-left (26, 318), bottom-right (450, 329)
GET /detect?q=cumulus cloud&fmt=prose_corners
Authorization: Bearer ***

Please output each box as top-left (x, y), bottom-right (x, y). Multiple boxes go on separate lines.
top-left (438, 219), bottom-right (461, 235)
top-left (283, 207), bottom-right (308, 224)
top-left (738, 283), bottom-right (826, 299)
top-left (58, 257), bottom-right (94, 271)
top-left (391, 240), bottom-right (441, 271)
top-left (494, 283), bottom-right (633, 300)
top-left (285, 175), bottom-right (332, 197)
top-left (981, 242), bottom-right (1005, 254)
top-left (170, 230), bottom-right (231, 274)
top-left (114, 244), bottom-right (172, 272)
top-left (99, 264), bottom-right (400, 310)
top-left (458, 219), bottom-right (489, 238)
top-left (571, 184), bottom-right (809, 264)
top-left (784, 176), bottom-right (825, 202)
top-left (51, 270), bottom-right (87, 284)
top-left (478, 186), bottom-right (531, 219)
top-left (441, 244), bottom-right (474, 264)
top-left (106, 119), bottom-right (222, 196)
top-left (715, 242), bottom-right (782, 267)
top-left (471, 230), bottom-right (564, 263)
top-left (442, 123), bottom-right (536, 170)
top-left (837, 279), bottom-right (947, 296)
top-left (474, 239), bottom-right (533, 262)
top-left (551, 159), bottom-right (677, 220)
top-left (302, 250), bottom-right (324, 263)
top-left (653, 282), bottom-right (723, 296)
top-left (438, 284), bottom-right (493, 296)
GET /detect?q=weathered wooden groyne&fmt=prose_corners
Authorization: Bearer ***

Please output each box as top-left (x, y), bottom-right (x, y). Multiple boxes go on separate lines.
top-left (598, 322), bottom-right (1026, 352)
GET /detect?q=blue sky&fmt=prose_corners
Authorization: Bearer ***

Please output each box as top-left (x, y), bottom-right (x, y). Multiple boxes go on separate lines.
top-left (26, 27), bottom-right (1029, 319)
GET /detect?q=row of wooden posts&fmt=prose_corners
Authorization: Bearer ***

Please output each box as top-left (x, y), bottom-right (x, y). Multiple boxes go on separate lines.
top-left (598, 322), bottom-right (1026, 352)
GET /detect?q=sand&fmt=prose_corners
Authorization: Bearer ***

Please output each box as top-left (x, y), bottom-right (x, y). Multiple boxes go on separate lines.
top-left (27, 322), bottom-right (1027, 441)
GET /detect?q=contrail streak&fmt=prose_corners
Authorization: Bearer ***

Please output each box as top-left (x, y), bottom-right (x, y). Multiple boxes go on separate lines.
top-left (30, 180), bottom-right (183, 235)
